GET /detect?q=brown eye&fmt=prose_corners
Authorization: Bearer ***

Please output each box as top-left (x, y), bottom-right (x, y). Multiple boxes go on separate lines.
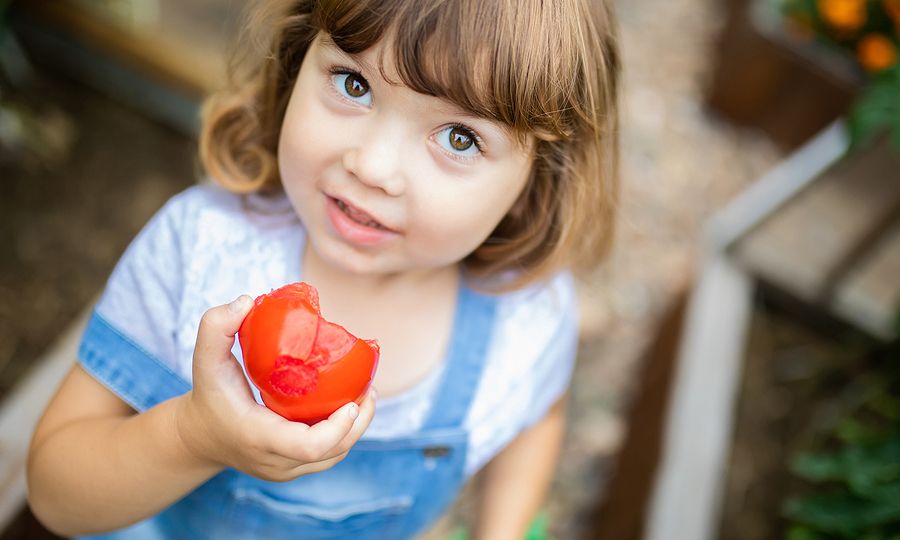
top-left (448, 127), bottom-right (473, 151)
top-left (343, 73), bottom-right (369, 98)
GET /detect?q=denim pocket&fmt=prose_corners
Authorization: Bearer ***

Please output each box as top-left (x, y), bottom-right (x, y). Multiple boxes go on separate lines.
top-left (231, 487), bottom-right (413, 522)
top-left (228, 486), bottom-right (413, 539)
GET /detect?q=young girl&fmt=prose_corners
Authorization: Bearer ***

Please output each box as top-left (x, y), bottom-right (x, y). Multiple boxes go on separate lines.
top-left (26, 0), bottom-right (619, 538)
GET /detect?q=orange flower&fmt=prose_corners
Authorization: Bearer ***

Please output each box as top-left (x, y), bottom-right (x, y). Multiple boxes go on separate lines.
top-left (817, 0), bottom-right (867, 31)
top-left (857, 33), bottom-right (899, 71)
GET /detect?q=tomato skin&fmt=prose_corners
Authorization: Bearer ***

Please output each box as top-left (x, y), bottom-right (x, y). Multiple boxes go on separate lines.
top-left (238, 283), bottom-right (379, 424)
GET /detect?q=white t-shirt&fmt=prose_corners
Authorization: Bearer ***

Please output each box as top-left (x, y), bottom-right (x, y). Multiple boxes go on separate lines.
top-left (85, 184), bottom-right (578, 476)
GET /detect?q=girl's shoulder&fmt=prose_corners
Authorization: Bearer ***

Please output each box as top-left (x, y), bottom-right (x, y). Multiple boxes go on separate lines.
top-left (482, 271), bottom-right (579, 392)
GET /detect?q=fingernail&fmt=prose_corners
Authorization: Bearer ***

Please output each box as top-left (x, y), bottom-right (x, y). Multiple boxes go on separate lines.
top-left (228, 295), bottom-right (249, 313)
top-left (347, 403), bottom-right (359, 419)
top-left (370, 387), bottom-right (378, 400)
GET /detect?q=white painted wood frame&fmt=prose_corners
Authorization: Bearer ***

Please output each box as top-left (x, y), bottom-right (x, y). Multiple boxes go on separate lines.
top-left (645, 121), bottom-right (848, 540)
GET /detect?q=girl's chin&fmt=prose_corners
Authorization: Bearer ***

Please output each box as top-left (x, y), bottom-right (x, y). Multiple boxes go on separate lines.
top-left (310, 237), bottom-right (396, 276)
top-left (306, 228), bottom-right (454, 279)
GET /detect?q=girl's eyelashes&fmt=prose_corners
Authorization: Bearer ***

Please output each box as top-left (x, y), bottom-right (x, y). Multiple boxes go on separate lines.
top-left (328, 65), bottom-right (485, 161)
top-left (329, 67), bottom-right (372, 107)
top-left (434, 124), bottom-right (484, 160)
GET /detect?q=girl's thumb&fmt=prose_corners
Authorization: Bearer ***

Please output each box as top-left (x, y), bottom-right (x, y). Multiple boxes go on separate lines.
top-left (227, 295), bottom-right (253, 316)
top-left (194, 295), bottom-right (253, 360)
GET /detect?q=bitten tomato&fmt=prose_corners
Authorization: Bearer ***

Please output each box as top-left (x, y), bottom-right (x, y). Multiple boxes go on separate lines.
top-left (238, 282), bottom-right (379, 424)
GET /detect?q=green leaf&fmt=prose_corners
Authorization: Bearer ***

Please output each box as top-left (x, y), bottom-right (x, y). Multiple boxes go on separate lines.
top-left (791, 452), bottom-right (846, 482)
top-left (791, 436), bottom-right (900, 489)
top-left (784, 491), bottom-right (900, 534)
top-left (856, 483), bottom-right (900, 505)
top-left (868, 393), bottom-right (900, 422)
top-left (891, 117), bottom-right (900, 155)
top-left (847, 66), bottom-right (900, 155)
top-left (836, 418), bottom-right (880, 444)
top-left (786, 524), bottom-right (825, 540)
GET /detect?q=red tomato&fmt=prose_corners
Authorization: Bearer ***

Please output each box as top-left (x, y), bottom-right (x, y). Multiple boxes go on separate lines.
top-left (238, 282), bottom-right (379, 424)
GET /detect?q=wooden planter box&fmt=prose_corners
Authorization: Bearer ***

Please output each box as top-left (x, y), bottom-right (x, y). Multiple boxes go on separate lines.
top-left (645, 121), bottom-right (900, 540)
top-left (705, 0), bottom-right (858, 151)
top-left (580, 120), bottom-right (898, 540)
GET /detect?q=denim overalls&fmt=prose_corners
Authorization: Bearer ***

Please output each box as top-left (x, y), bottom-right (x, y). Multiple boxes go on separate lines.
top-left (78, 283), bottom-right (497, 540)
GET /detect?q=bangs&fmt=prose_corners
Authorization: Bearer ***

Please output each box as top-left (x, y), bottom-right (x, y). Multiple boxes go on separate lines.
top-left (311, 0), bottom-right (600, 140)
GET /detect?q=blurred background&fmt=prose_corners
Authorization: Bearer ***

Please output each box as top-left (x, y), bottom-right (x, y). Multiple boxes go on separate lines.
top-left (1, 0), bottom-right (898, 539)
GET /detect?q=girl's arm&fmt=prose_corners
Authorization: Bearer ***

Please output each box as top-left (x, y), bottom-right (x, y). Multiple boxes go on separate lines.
top-left (472, 396), bottom-right (567, 540)
top-left (27, 366), bottom-right (223, 535)
top-left (27, 297), bottom-right (375, 537)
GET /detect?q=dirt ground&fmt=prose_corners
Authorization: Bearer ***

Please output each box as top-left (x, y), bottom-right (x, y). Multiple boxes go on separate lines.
top-left (0, 73), bottom-right (195, 399)
top-left (0, 69), bottom-right (195, 540)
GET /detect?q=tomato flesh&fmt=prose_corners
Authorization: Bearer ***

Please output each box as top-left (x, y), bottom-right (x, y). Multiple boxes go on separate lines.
top-left (238, 282), bottom-right (379, 424)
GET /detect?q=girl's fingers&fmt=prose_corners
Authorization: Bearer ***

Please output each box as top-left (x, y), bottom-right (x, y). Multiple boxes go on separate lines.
top-left (290, 451), bottom-right (350, 476)
top-left (323, 390), bottom-right (376, 460)
top-left (266, 392), bottom-right (376, 463)
top-left (304, 402), bottom-right (361, 459)
top-left (304, 390), bottom-right (377, 460)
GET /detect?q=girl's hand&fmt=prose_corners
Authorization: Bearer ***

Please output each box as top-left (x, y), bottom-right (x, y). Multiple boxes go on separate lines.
top-left (174, 295), bottom-right (376, 482)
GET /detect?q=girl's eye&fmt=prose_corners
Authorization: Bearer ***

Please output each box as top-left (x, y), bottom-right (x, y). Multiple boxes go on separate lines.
top-left (436, 125), bottom-right (483, 158)
top-left (331, 71), bottom-right (372, 106)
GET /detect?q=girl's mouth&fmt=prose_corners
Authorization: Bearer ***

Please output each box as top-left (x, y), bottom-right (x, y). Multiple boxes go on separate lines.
top-left (334, 198), bottom-right (390, 231)
top-left (324, 196), bottom-right (398, 246)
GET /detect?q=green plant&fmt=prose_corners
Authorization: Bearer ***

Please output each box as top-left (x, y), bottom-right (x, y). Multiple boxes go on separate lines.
top-left (781, 0), bottom-right (900, 152)
top-left (847, 61), bottom-right (900, 151)
top-left (783, 345), bottom-right (900, 539)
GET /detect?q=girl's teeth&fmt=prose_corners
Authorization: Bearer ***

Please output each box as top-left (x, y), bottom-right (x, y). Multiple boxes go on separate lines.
top-left (336, 199), bottom-right (386, 230)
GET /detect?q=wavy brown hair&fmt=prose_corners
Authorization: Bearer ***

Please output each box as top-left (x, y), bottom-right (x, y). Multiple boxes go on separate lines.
top-left (200, 0), bottom-right (620, 289)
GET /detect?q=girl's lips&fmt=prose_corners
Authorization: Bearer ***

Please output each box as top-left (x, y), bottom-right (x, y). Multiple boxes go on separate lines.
top-left (324, 196), bottom-right (398, 246)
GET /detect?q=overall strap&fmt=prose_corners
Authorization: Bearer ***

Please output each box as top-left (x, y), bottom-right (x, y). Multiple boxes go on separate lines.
top-left (422, 283), bottom-right (498, 430)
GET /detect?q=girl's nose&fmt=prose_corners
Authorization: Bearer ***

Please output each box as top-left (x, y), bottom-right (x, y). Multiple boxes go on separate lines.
top-left (341, 125), bottom-right (405, 197)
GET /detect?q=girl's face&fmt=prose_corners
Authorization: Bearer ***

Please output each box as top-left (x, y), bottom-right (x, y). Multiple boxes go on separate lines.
top-left (278, 33), bottom-right (534, 278)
